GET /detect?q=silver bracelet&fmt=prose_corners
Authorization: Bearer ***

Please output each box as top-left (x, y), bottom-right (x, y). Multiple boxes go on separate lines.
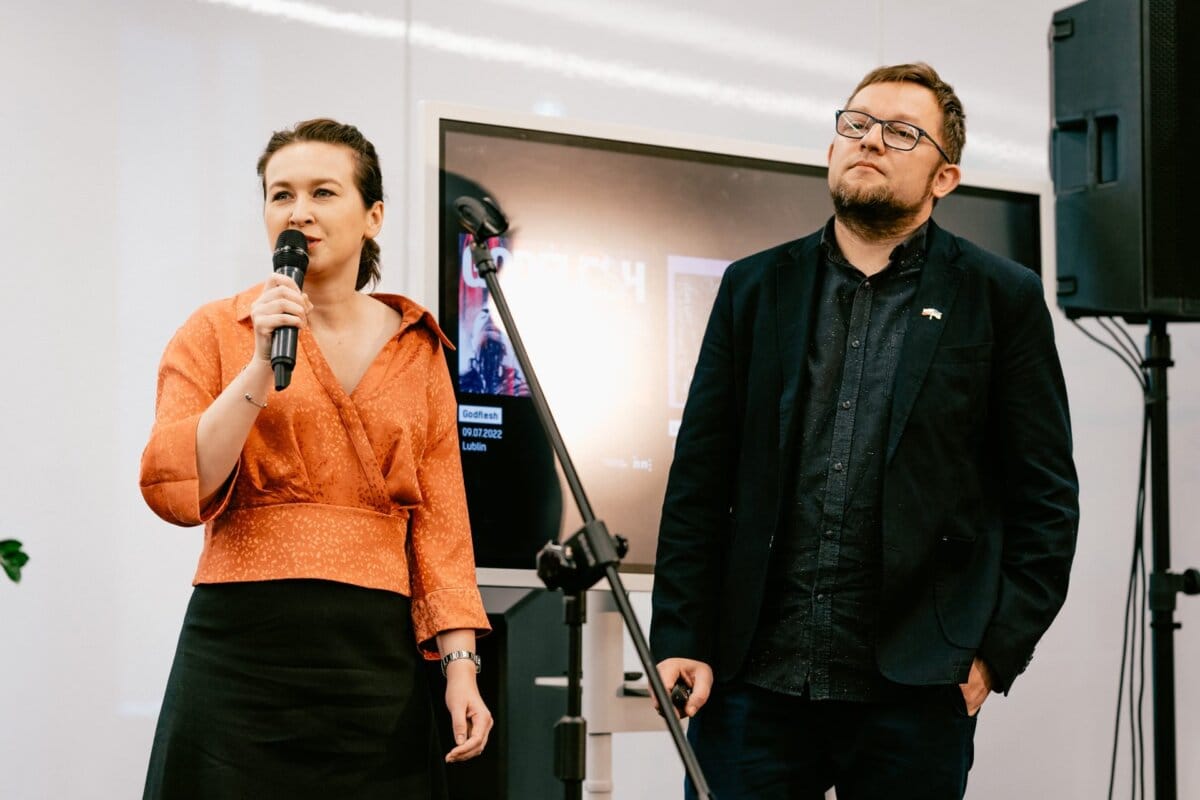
top-left (440, 650), bottom-right (481, 676)
top-left (243, 392), bottom-right (267, 410)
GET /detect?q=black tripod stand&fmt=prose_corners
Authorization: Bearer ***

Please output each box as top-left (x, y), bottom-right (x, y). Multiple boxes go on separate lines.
top-left (455, 196), bottom-right (715, 800)
top-left (1141, 319), bottom-right (1199, 800)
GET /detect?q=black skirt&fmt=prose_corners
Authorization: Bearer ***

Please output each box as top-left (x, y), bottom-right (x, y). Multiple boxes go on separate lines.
top-left (144, 579), bottom-right (447, 799)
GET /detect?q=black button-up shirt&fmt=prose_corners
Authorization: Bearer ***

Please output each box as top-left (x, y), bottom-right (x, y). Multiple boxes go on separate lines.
top-left (743, 218), bottom-right (927, 701)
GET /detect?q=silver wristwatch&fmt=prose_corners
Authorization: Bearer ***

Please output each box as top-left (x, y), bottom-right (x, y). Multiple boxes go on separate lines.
top-left (440, 649), bottom-right (482, 676)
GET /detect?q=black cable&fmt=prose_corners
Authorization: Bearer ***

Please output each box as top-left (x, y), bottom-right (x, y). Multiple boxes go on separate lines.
top-left (1130, 402), bottom-right (1149, 800)
top-left (1106, 321), bottom-right (1151, 800)
top-left (1129, 424), bottom-right (1142, 800)
top-left (1136, 407), bottom-right (1148, 800)
top-left (1137, 548), bottom-right (1147, 800)
top-left (1090, 326), bottom-right (1151, 800)
top-left (1107, 317), bottom-right (1144, 368)
top-left (1107, 543), bottom-right (1132, 800)
top-left (1071, 320), bottom-right (1147, 389)
top-left (1129, 541), bottom-right (1138, 800)
top-left (1105, 430), bottom-right (1140, 800)
top-left (1098, 317), bottom-right (1143, 370)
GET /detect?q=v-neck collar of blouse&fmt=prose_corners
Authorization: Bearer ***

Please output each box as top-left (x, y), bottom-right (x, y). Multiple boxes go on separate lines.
top-left (233, 284), bottom-right (454, 349)
top-left (233, 285), bottom-right (455, 402)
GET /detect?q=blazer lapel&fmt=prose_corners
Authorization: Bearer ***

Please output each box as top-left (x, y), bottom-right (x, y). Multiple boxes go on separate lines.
top-left (886, 223), bottom-right (964, 464)
top-left (777, 236), bottom-right (822, 455)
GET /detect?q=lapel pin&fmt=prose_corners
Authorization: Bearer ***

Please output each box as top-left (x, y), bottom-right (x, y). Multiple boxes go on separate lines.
top-left (921, 307), bottom-right (943, 321)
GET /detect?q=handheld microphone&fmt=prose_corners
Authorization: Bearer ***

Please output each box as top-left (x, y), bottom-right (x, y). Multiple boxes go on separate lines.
top-left (270, 230), bottom-right (309, 391)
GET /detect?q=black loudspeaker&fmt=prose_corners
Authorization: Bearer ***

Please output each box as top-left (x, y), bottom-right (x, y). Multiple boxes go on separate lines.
top-left (1050, 0), bottom-right (1200, 320)
top-left (426, 586), bottom-right (566, 799)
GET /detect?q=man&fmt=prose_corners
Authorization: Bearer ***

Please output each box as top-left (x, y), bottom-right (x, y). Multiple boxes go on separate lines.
top-left (650, 63), bottom-right (1078, 800)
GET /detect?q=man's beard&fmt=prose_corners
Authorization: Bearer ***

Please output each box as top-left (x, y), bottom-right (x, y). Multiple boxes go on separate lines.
top-left (830, 172), bottom-right (933, 241)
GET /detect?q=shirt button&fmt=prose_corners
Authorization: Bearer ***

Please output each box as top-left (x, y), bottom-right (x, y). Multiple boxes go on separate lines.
top-left (833, 462), bottom-right (844, 472)
top-left (817, 593), bottom-right (826, 602)
top-left (841, 400), bottom-right (851, 410)
top-left (851, 339), bottom-right (861, 348)
top-left (823, 529), bottom-right (834, 540)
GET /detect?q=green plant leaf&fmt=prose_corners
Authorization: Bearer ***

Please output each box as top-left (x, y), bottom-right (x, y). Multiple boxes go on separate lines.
top-left (1, 539), bottom-right (29, 583)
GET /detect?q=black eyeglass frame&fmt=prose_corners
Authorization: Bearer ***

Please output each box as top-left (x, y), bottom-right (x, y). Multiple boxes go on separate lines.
top-left (834, 109), bottom-right (953, 163)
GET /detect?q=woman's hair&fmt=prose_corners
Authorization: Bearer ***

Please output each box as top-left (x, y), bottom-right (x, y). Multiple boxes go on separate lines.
top-left (257, 119), bottom-right (384, 290)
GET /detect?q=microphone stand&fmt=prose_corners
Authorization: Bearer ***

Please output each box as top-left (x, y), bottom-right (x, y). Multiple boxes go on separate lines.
top-left (457, 197), bottom-right (715, 800)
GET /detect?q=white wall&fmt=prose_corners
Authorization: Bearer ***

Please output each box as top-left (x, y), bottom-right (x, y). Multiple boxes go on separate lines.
top-left (2, 1), bottom-right (1197, 798)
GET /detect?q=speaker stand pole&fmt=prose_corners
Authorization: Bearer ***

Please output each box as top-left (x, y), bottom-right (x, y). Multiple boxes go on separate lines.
top-left (1144, 318), bottom-right (1199, 800)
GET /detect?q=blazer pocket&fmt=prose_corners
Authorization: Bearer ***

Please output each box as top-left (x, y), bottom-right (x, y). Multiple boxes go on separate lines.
top-left (931, 341), bottom-right (993, 364)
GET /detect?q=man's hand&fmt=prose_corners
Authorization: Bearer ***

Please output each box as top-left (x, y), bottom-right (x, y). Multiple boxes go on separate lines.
top-left (654, 658), bottom-right (714, 718)
top-left (959, 656), bottom-right (993, 717)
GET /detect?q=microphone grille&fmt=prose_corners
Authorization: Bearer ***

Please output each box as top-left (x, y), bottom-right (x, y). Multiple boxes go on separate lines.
top-left (273, 230), bottom-right (309, 270)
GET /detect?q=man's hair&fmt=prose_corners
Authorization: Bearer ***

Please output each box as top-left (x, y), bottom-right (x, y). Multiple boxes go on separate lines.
top-left (848, 62), bottom-right (965, 164)
top-left (257, 118), bottom-right (385, 290)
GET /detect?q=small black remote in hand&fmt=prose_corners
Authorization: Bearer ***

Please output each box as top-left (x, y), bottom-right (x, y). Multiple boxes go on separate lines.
top-left (670, 679), bottom-right (692, 714)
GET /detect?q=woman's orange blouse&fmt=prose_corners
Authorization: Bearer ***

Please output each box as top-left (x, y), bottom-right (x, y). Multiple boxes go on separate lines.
top-left (140, 284), bottom-right (489, 655)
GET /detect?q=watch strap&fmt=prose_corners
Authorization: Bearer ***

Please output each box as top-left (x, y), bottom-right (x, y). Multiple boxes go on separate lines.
top-left (440, 649), bottom-right (481, 676)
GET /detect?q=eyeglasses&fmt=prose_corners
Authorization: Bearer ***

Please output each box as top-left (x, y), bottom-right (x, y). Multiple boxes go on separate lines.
top-left (835, 109), bottom-right (952, 163)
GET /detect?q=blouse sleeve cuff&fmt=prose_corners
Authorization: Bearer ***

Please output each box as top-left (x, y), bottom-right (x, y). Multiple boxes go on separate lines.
top-left (411, 586), bottom-right (492, 659)
top-left (139, 414), bottom-right (238, 526)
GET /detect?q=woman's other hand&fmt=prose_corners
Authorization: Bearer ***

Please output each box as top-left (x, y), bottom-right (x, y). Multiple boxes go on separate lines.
top-left (443, 662), bottom-right (493, 763)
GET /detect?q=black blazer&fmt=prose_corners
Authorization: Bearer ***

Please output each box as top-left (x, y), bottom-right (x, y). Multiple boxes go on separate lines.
top-left (650, 220), bottom-right (1079, 692)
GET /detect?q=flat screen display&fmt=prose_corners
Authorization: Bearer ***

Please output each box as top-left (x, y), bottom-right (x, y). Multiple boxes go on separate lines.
top-left (438, 119), bottom-right (1041, 573)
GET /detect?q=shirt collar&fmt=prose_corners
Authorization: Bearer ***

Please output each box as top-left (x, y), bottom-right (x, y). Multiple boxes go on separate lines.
top-left (820, 217), bottom-right (930, 276)
top-left (233, 284), bottom-right (454, 350)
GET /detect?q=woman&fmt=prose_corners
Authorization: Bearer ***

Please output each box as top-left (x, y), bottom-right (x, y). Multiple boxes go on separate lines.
top-left (139, 119), bottom-right (491, 798)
